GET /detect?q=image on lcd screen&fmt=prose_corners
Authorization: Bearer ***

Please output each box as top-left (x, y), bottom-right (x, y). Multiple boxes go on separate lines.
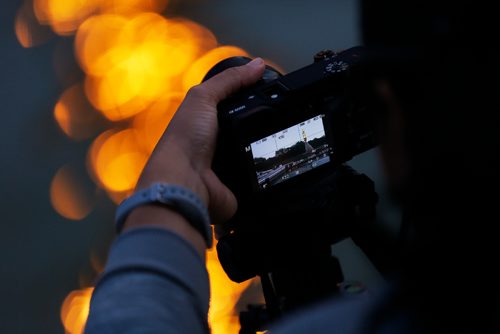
top-left (247, 115), bottom-right (331, 189)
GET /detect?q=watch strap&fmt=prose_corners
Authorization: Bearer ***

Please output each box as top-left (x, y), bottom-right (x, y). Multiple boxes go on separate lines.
top-left (115, 183), bottom-right (213, 248)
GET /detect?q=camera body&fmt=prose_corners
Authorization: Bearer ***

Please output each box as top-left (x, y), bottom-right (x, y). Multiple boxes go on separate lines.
top-left (208, 46), bottom-right (376, 215)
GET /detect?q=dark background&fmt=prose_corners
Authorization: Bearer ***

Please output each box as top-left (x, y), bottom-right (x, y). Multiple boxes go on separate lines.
top-left (0, 1), bottom-right (400, 332)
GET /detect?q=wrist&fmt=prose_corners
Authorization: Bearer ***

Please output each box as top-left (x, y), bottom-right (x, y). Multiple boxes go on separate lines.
top-left (116, 182), bottom-right (213, 250)
top-left (123, 204), bottom-right (207, 257)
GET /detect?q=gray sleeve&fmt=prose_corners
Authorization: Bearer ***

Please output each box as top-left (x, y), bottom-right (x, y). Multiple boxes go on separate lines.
top-left (84, 227), bottom-right (210, 334)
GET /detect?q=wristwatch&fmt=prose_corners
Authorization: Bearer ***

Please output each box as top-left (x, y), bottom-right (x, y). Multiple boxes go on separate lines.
top-left (115, 183), bottom-right (213, 248)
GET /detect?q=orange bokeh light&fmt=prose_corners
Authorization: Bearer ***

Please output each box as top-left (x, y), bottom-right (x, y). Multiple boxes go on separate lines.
top-left (33, 0), bottom-right (169, 36)
top-left (61, 287), bottom-right (94, 334)
top-left (88, 129), bottom-right (148, 193)
top-left (50, 164), bottom-right (95, 221)
top-left (77, 13), bottom-right (218, 121)
top-left (84, 62), bottom-right (154, 121)
top-left (54, 84), bottom-right (103, 141)
top-left (15, 0), bottom-right (53, 48)
top-left (75, 14), bottom-right (129, 77)
top-left (99, 0), bottom-right (169, 16)
top-left (33, 0), bottom-right (98, 35)
top-left (207, 242), bottom-right (253, 334)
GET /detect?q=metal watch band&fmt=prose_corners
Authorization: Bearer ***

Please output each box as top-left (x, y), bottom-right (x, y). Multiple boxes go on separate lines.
top-left (115, 183), bottom-right (213, 248)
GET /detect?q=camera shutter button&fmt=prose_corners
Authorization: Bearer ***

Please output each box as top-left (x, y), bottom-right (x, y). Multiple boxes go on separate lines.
top-left (314, 49), bottom-right (336, 62)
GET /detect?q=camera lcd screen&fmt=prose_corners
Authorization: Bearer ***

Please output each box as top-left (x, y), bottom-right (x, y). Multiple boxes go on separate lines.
top-left (246, 115), bottom-right (332, 189)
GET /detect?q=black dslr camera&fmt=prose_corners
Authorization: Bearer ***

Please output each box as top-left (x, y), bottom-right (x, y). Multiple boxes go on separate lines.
top-left (205, 46), bottom-right (376, 217)
top-left (203, 47), bottom-right (380, 330)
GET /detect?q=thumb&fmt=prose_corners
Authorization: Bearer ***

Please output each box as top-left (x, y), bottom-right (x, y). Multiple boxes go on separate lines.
top-left (202, 58), bottom-right (266, 103)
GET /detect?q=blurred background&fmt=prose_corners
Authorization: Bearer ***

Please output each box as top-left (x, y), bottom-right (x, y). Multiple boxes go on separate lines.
top-left (0, 0), bottom-right (401, 333)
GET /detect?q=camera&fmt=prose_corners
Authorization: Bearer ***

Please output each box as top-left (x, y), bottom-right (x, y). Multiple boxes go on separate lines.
top-left (204, 46), bottom-right (377, 217)
top-left (203, 48), bottom-right (381, 324)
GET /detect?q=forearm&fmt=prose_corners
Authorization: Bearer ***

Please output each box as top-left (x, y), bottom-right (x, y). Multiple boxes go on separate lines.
top-left (84, 226), bottom-right (210, 334)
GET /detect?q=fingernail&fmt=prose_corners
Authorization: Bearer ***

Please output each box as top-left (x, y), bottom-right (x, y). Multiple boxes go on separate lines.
top-left (248, 57), bottom-right (264, 68)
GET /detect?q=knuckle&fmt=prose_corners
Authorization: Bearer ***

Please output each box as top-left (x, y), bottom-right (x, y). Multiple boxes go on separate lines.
top-left (187, 85), bottom-right (206, 99)
top-left (187, 83), bottom-right (217, 104)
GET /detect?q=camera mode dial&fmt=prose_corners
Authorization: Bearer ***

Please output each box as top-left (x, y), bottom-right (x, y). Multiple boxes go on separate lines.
top-left (325, 61), bottom-right (349, 74)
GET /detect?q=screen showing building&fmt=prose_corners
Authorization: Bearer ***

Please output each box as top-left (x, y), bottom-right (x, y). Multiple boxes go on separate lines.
top-left (247, 115), bottom-right (331, 189)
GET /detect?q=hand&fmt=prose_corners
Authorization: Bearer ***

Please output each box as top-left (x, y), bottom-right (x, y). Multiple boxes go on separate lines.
top-left (135, 58), bottom-right (266, 225)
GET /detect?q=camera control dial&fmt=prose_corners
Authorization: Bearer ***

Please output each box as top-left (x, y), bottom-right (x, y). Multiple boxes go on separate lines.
top-left (325, 61), bottom-right (349, 74)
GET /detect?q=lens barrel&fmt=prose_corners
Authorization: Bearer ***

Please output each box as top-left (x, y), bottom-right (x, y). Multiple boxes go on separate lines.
top-left (202, 56), bottom-right (283, 83)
